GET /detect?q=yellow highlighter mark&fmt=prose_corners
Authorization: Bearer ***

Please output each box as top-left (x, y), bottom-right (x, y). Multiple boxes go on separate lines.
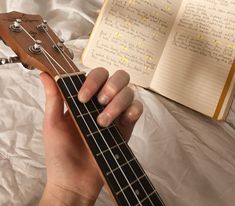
top-left (165, 5), bottom-right (172, 12)
top-left (128, 0), bottom-right (135, 5)
top-left (213, 39), bottom-right (221, 46)
top-left (228, 44), bottom-right (235, 49)
top-left (145, 55), bottom-right (153, 62)
top-left (115, 32), bottom-right (123, 40)
top-left (196, 34), bottom-right (204, 40)
top-left (120, 57), bottom-right (129, 65)
top-left (141, 15), bottom-right (149, 22)
top-left (122, 45), bottom-right (129, 51)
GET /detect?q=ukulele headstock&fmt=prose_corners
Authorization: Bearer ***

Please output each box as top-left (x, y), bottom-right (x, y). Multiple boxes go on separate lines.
top-left (0, 11), bottom-right (75, 77)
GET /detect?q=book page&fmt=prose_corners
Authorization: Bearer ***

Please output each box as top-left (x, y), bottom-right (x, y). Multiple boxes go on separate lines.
top-left (151, 0), bottom-right (235, 117)
top-left (82, 0), bottom-right (183, 87)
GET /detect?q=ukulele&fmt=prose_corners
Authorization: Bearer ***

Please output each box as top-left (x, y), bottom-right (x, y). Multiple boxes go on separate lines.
top-left (0, 12), bottom-right (165, 206)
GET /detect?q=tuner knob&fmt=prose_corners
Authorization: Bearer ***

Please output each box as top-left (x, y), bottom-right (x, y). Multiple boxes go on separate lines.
top-left (29, 40), bottom-right (42, 54)
top-left (0, 58), bottom-right (7, 65)
top-left (22, 63), bottom-right (35, 70)
top-left (14, 19), bottom-right (22, 28)
top-left (53, 39), bottom-right (64, 51)
top-left (37, 20), bottom-right (48, 32)
top-left (9, 19), bottom-right (22, 33)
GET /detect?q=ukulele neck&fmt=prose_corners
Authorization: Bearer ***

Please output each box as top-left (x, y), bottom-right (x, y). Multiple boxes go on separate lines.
top-left (56, 72), bottom-right (165, 206)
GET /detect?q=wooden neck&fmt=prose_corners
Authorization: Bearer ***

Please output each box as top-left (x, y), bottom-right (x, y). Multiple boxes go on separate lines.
top-left (56, 72), bottom-right (165, 206)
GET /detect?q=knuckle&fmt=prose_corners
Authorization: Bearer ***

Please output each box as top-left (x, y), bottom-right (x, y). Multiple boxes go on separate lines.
top-left (105, 81), bottom-right (119, 96)
top-left (116, 70), bottom-right (130, 81)
top-left (127, 101), bottom-right (143, 121)
top-left (133, 101), bottom-right (144, 116)
top-left (94, 67), bottom-right (109, 76)
top-left (108, 105), bottom-right (122, 117)
top-left (123, 87), bottom-right (134, 101)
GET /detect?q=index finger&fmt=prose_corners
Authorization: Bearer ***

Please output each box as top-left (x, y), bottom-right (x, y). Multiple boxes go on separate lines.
top-left (78, 67), bottom-right (109, 103)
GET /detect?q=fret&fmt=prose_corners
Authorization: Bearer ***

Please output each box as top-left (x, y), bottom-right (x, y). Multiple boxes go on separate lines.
top-left (99, 125), bottom-right (124, 145)
top-left (118, 186), bottom-right (139, 206)
top-left (66, 96), bottom-right (87, 115)
top-left (105, 158), bottom-right (136, 176)
top-left (116, 192), bottom-right (130, 206)
top-left (129, 159), bottom-right (145, 178)
top-left (148, 192), bottom-right (164, 206)
top-left (65, 98), bottom-right (94, 117)
top-left (141, 197), bottom-right (154, 206)
top-left (130, 179), bottom-right (151, 202)
top-left (91, 132), bottom-right (110, 153)
top-left (116, 174), bottom-right (146, 195)
top-left (91, 95), bottom-right (104, 110)
top-left (86, 125), bottom-right (124, 155)
top-left (140, 191), bottom-right (156, 206)
top-left (117, 159), bottom-right (141, 183)
top-left (57, 73), bottom-right (85, 96)
top-left (103, 145), bottom-right (134, 166)
top-left (76, 108), bottom-right (103, 118)
top-left (78, 113), bottom-right (100, 133)
top-left (96, 142), bottom-right (126, 157)
top-left (86, 125), bottom-right (115, 137)
top-left (67, 94), bottom-right (78, 99)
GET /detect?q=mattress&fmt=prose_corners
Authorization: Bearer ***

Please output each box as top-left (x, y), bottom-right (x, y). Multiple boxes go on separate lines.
top-left (0, 1), bottom-right (235, 206)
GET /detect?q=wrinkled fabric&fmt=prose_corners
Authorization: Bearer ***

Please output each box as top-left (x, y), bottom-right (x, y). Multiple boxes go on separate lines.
top-left (0, 1), bottom-right (235, 206)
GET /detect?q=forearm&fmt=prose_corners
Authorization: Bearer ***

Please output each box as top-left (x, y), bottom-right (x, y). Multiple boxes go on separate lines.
top-left (39, 184), bottom-right (96, 206)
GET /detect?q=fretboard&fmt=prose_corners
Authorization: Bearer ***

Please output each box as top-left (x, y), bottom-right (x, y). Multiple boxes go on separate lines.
top-left (56, 73), bottom-right (165, 206)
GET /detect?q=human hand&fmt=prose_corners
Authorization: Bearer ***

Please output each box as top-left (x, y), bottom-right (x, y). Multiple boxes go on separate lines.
top-left (39, 68), bottom-right (143, 206)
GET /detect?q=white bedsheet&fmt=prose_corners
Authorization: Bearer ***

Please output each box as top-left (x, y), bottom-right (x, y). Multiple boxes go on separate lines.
top-left (0, 1), bottom-right (235, 206)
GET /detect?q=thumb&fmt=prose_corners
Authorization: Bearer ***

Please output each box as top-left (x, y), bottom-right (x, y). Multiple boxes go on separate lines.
top-left (40, 72), bottom-right (64, 124)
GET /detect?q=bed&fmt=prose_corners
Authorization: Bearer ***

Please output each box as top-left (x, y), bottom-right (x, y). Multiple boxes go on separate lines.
top-left (0, 0), bottom-right (235, 205)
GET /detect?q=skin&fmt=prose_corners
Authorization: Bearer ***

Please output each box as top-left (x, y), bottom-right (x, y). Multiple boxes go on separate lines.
top-left (39, 68), bottom-right (143, 206)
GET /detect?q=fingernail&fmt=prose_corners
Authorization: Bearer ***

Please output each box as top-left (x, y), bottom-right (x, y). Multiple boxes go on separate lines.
top-left (98, 95), bottom-right (109, 105)
top-left (97, 112), bottom-right (112, 127)
top-left (78, 88), bottom-right (90, 103)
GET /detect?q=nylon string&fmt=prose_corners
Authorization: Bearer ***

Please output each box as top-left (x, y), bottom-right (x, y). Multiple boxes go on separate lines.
top-left (48, 32), bottom-right (163, 205)
top-left (43, 26), bottom-right (162, 205)
top-left (42, 28), bottom-right (143, 205)
top-left (20, 25), bottom-right (132, 205)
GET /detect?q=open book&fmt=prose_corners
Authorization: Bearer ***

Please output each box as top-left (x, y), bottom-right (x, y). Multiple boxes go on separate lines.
top-left (82, 0), bottom-right (235, 120)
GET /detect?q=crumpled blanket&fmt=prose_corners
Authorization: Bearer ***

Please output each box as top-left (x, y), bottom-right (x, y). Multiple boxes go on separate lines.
top-left (0, 1), bottom-right (235, 206)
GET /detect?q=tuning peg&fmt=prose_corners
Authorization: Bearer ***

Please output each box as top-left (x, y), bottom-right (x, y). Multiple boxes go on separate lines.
top-left (53, 38), bottom-right (64, 51)
top-left (0, 56), bottom-right (21, 65)
top-left (29, 40), bottom-right (42, 54)
top-left (21, 63), bottom-right (35, 70)
top-left (0, 56), bottom-right (35, 70)
top-left (37, 20), bottom-right (48, 32)
top-left (0, 58), bottom-right (7, 65)
top-left (9, 19), bottom-right (22, 33)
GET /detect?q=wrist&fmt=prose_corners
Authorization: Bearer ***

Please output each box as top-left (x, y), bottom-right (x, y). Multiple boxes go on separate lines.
top-left (39, 183), bottom-right (97, 206)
